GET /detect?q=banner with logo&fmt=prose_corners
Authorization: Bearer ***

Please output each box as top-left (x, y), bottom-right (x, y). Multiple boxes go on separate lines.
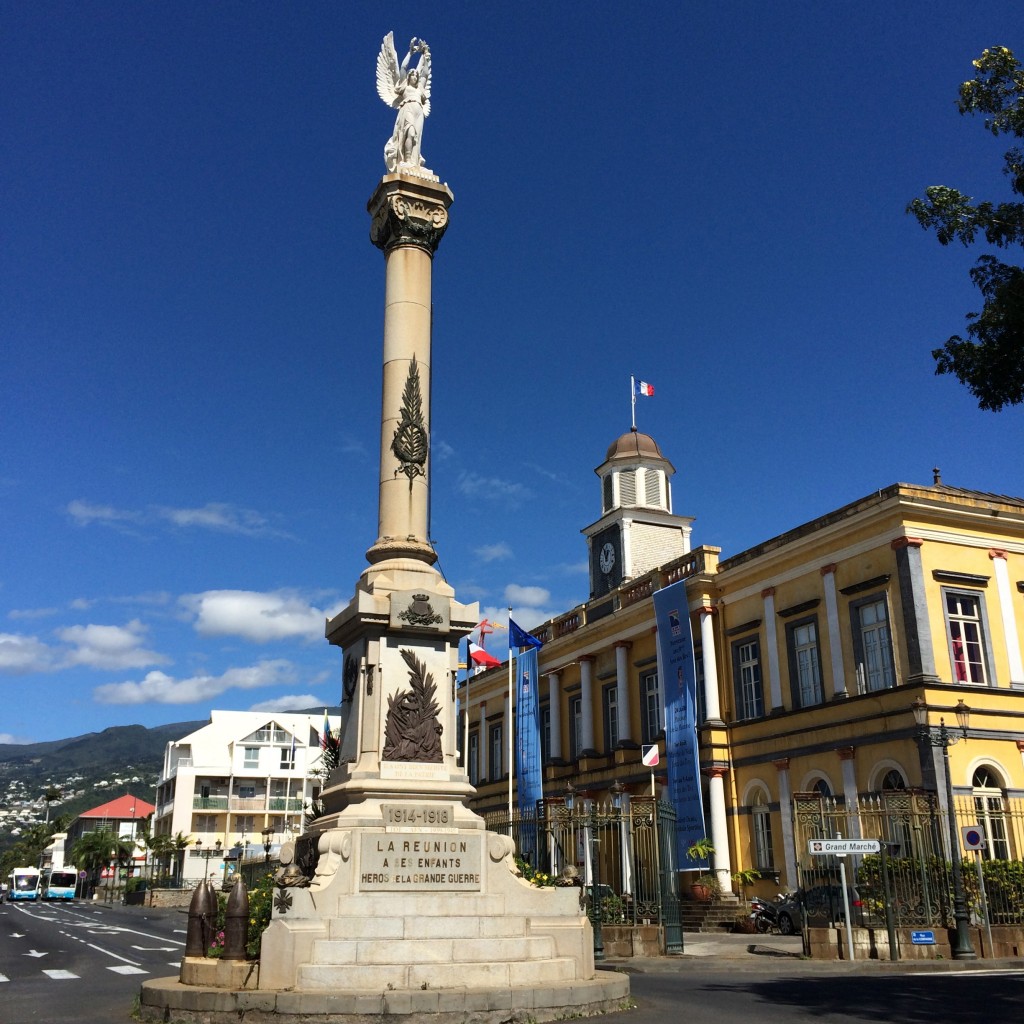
top-left (652, 578), bottom-right (706, 868)
top-left (515, 647), bottom-right (543, 861)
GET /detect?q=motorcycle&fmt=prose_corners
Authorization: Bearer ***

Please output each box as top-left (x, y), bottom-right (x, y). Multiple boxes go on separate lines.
top-left (748, 893), bottom-right (796, 934)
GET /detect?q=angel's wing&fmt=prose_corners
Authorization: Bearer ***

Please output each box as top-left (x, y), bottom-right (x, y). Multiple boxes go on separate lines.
top-left (376, 31), bottom-right (400, 108)
top-left (417, 46), bottom-right (432, 118)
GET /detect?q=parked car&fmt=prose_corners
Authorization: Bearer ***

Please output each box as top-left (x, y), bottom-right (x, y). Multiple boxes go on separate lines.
top-left (775, 885), bottom-right (866, 932)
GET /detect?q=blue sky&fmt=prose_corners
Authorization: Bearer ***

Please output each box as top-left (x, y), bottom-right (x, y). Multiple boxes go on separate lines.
top-left (3, 3), bottom-right (1022, 744)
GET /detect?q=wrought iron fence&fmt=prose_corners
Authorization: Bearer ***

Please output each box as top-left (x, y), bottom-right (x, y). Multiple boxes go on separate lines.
top-left (793, 790), bottom-right (1024, 929)
top-left (482, 795), bottom-right (682, 950)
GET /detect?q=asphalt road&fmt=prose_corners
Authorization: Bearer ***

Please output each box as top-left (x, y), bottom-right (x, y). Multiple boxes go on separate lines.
top-left (2, 900), bottom-right (1022, 1024)
top-left (613, 963), bottom-right (1024, 1024)
top-left (0, 899), bottom-right (186, 1023)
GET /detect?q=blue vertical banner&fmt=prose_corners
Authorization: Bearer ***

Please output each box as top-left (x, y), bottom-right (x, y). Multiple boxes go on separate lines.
top-left (652, 579), bottom-right (706, 868)
top-left (515, 647), bottom-right (543, 861)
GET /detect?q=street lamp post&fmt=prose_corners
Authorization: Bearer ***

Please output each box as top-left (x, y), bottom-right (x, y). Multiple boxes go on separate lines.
top-left (911, 697), bottom-right (976, 960)
top-left (262, 826), bottom-right (274, 865)
top-left (194, 838), bottom-right (222, 882)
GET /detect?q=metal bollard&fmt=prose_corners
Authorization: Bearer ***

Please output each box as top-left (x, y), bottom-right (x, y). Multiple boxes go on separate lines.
top-left (201, 880), bottom-right (219, 956)
top-left (184, 883), bottom-right (207, 958)
top-left (222, 876), bottom-right (249, 961)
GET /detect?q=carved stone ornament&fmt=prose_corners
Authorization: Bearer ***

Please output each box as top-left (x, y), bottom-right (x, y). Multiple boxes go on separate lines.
top-left (370, 193), bottom-right (449, 254)
top-left (390, 355), bottom-right (428, 481)
top-left (399, 592), bottom-right (443, 627)
top-left (382, 648), bottom-right (443, 763)
top-left (343, 654), bottom-right (358, 702)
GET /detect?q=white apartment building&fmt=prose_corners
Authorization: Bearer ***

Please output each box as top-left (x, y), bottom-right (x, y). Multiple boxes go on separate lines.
top-left (153, 710), bottom-right (338, 884)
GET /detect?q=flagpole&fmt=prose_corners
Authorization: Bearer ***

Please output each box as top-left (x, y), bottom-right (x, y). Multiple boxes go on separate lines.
top-left (507, 606), bottom-right (514, 822)
top-left (462, 637), bottom-right (470, 779)
top-left (630, 375), bottom-right (636, 430)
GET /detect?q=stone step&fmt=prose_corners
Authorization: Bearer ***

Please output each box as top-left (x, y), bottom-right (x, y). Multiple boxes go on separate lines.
top-left (326, 913), bottom-right (527, 941)
top-left (296, 955), bottom-right (579, 992)
top-left (310, 934), bottom-right (556, 967)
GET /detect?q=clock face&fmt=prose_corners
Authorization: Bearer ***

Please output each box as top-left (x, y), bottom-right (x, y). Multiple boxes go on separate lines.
top-left (599, 542), bottom-right (616, 574)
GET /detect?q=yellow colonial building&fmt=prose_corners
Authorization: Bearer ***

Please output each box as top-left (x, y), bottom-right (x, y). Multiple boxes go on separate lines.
top-left (460, 430), bottom-right (1024, 907)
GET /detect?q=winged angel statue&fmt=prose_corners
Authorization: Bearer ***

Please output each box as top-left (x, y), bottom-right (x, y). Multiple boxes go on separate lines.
top-left (377, 32), bottom-right (432, 174)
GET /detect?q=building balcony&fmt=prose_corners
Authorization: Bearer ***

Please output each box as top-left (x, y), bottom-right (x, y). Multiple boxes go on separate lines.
top-left (268, 797), bottom-right (304, 812)
top-left (192, 796), bottom-right (229, 810)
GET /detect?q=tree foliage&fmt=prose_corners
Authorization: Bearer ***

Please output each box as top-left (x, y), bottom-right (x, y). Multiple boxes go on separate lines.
top-left (908, 46), bottom-right (1024, 411)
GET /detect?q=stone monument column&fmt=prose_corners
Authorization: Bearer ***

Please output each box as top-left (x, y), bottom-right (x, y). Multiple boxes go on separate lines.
top-left (320, 172), bottom-right (477, 819)
top-left (364, 173), bottom-right (452, 578)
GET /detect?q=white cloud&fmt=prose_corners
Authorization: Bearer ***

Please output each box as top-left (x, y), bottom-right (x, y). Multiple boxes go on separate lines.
top-left (181, 589), bottom-right (342, 643)
top-left (456, 472), bottom-right (531, 506)
top-left (475, 542), bottom-right (512, 563)
top-left (0, 733), bottom-right (32, 745)
top-left (93, 659), bottom-right (296, 705)
top-left (67, 498), bottom-right (290, 538)
top-left (57, 619), bottom-right (168, 670)
top-left (0, 632), bottom-right (55, 674)
top-left (248, 694), bottom-right (323, 713)
top-left (67, 499), bottom-right (139, 526)
top-left (505, 584), bottom-right (551, 607)
top-left (8, 607), bottom-right (60, 620)
top-left (154, 502), bottom-right (288, 537)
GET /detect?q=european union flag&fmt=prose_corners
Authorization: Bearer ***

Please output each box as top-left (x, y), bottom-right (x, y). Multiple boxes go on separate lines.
top-left (509, 618), bottom-right (542, 651)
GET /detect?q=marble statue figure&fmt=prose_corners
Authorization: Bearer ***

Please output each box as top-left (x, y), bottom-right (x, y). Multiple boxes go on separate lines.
top-left (377, 32), bottom-right (432, 174)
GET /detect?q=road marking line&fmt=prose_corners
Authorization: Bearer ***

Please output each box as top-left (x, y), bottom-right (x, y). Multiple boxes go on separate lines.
top-left (42, 970), bottom-right (79, 980)
top-left (81, 941), bottom-right (142, 967)
top-left (108, 965), bottom-right (148, 975)
top-left (0, 974), bottom-right (8, 983)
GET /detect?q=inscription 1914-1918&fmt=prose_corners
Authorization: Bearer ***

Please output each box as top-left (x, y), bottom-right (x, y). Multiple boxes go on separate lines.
top-left (358, 832), bottom-right (482, 891)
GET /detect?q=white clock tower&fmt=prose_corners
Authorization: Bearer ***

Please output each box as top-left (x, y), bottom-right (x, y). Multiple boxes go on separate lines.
top-left (583, 428), bottom-right (693, 599)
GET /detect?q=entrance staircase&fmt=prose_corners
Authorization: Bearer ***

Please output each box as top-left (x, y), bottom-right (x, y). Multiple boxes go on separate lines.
top-left (679, 895), bottom-right (743, 933)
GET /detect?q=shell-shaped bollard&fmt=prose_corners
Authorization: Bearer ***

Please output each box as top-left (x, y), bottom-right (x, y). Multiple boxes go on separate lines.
top-left (201, 880), bottom-right (219, 955)
top-left (183, 883), bottom-right (208, 958)
top-left (222, 876), bottom-right (249, 961)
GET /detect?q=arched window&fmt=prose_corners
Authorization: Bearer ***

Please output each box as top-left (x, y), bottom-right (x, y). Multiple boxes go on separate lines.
top-left (750, 787), bottom-right (774, 872)
top-left (813, 778), bottom-right (832, 798)
top-left (880, 769), bottom-right (911, 857)
top-left (973, 766), bottom-right (1010, 860)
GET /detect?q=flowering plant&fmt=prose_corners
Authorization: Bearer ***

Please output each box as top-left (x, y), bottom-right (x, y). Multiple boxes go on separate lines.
top-left (515, 856), bottom-right (555, 887)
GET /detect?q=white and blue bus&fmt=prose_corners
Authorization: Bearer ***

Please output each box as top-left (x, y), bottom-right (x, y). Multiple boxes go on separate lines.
top-left (41, 866), bottom-right (78, 900)
top-left (7, 867), bottom-right (41, 901)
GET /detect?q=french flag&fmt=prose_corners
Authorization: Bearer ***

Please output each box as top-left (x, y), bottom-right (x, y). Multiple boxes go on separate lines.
top-left (637, 380), bottom-right (654, 397)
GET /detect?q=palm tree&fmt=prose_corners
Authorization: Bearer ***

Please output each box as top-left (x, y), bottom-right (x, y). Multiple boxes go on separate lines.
top-left (70, 829), bottom-right (135, 897)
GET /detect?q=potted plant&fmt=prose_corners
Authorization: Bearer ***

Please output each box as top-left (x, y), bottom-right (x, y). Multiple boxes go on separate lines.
top-left (684, 838), bottom-right (717, 900)
top-left (690, 871), bottom-right (721, 902)
top-left (732, 867), bottom-right (761, 894)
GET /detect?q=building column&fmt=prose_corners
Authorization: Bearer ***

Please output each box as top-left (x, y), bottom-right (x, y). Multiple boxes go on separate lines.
top-left (837, 746), bottom-right (861, 838)
top-left (698, 606), bottom-right (722, 723)
top-left (892, 537), bottom-right (940, 682)
top-left (762, 588), bottom-right (783, 710)
top-left (503, 690), bottom-right (511, 778)
top-left (774, 758), bottom-right (797, 889)
top-left (614, 642), bottom-right (633, 745)
top-left (478, 701), bottom-right (488, 782)
top-left (579, 656), bottom-right (597, 755)
top-left (820, 564), bottom-right (848, 697)
top-left (990, 550), bottom-right (1024, 685)
top-left (705, 766), bottom-right (734, 895)
top-left (547, 672), bottom-right (562, 760)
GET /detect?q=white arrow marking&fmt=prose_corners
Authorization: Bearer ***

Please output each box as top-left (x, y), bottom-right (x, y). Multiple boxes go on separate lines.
top-left (42, 969), bottom-right (78, 980)
top-left (0, 974), bottom-right (9, 983)
top-left (10, 932), bottom-right (25, 938)
top-left (24, 949), bottom-right (48, 958)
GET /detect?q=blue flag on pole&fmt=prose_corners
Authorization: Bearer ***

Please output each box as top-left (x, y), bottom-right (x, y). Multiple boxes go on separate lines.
top-left (652, 579), bottom-right (706, 870)
top-left (515, 647), bottom-right (543, 860)
top-left (509, 618), bottom-right (542, 651)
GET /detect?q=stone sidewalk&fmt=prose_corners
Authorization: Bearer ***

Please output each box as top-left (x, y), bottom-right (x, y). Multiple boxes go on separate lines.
top-left (602, 931), bottom-right (1024, 974)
